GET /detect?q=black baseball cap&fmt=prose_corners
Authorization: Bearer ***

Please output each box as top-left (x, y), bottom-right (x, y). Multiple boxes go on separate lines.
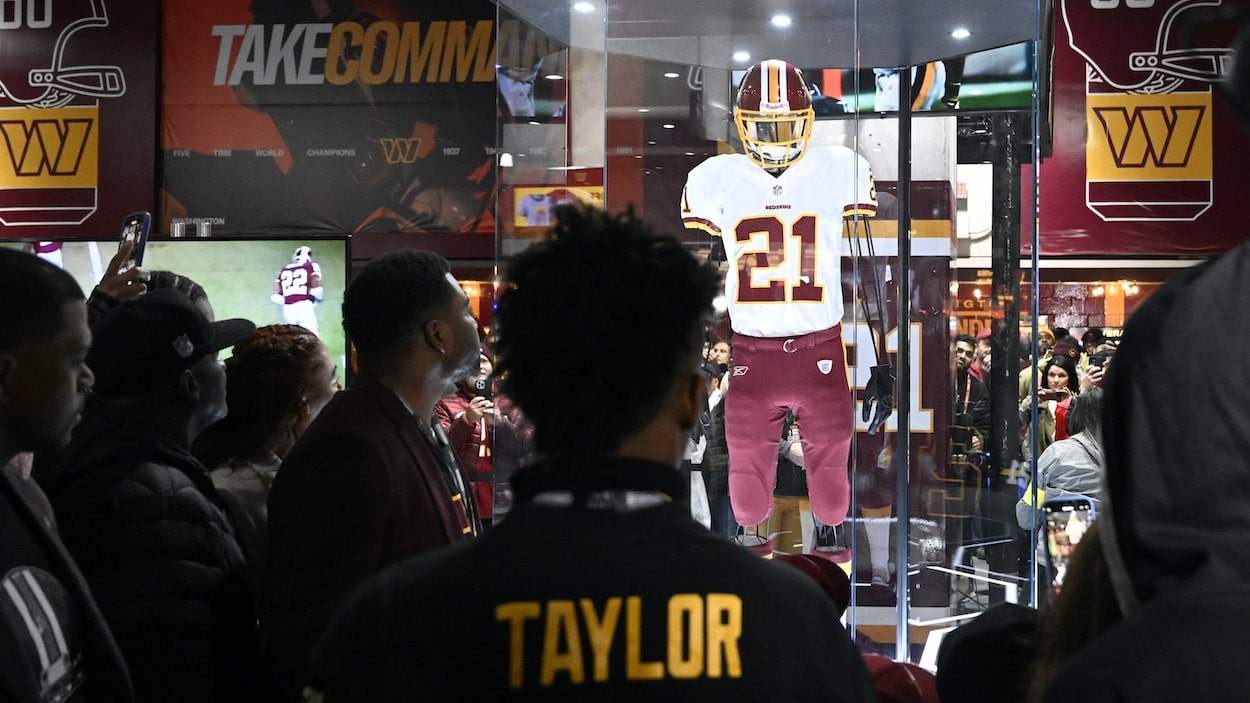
top-left (88, 288), bottom-right (256, 398)
top-left (1081, 327), bottom-right (1107, 345)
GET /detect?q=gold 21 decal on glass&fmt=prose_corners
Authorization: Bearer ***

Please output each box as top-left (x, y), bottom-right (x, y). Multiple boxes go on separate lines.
top-left (0, 0), bottom-right (126, 226)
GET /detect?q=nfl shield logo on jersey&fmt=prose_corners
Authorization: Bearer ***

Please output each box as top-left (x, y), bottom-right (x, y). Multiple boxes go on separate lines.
top-left (772, 185), bottom-right (783, 197)
top-left (817, 359), bottom-right (834, 375)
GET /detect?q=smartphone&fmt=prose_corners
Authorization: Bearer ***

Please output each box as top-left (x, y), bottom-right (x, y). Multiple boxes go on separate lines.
top-left (1043, 495), bottom-right (1096, 596)
top-left (119, 211), bottom-right (152, 269)
top-left (472, 377), bottom-right (493, 400)
top-left (1040, 387), bottom-right (1070, 401)
top-left (1089, 349), bottom-right (1115, 369)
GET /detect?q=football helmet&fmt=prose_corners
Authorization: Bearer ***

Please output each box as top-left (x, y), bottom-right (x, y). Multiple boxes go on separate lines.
top-left (734, 59), bottom-right (814, 170)
top-left (293, 246), bottom-right (313, 264)
top-left (0, 0), bottom-right (126, 108)
top-left (1061, 0), bottom-right (1235, 93)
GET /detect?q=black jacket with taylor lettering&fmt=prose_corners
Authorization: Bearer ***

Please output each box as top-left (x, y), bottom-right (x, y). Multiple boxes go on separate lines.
top-left (303, 457), bottom-right (876, 702)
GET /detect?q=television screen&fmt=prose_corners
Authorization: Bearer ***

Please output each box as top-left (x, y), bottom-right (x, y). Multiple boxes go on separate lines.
top-left (1, 237), bottom-right (351, 386)
top-left (731, 42), bottom-right (1038, 116)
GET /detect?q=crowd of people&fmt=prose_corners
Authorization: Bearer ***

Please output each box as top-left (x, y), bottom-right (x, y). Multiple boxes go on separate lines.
top-left (3, 203), bottom-right (1248, 702)
top-left (936, 320), bottom-right (1118, 598)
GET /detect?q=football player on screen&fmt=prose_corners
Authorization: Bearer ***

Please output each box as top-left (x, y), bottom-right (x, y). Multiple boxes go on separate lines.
top-left (272, 246), bottom-right (322, 335)
top-left (681, 59), bottom-right (884, 563)
top-left (872, 63), bottom-right (949, 112)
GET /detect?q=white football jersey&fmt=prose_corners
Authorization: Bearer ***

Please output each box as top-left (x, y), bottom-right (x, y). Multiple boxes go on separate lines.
top-left (681, 146), bottom-right (877, 337)
top-left (278, 261), bottom-right (321, 304)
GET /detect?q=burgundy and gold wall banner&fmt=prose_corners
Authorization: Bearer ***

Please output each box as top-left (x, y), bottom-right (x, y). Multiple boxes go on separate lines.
top-left (1038, 0), bottom-right (1250, 256)
top-left (0, 0), bottom-right (157, 237)
top-left (160, 0), bottom-right (565, 237)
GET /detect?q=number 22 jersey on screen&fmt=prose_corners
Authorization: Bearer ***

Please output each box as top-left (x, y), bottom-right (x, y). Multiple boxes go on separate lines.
top-left (681, 145), bottom-right (877, 338)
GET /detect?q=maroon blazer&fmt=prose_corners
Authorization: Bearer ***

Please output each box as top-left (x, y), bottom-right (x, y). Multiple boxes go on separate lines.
top-left (266, 372), bottom-right (473, 701)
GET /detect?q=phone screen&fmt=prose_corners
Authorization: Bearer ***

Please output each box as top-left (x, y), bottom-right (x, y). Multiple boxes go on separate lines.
top-left (1044, 498), bottom-right (1095, 595)
top-left (119, 211), bottom-right (152, 269)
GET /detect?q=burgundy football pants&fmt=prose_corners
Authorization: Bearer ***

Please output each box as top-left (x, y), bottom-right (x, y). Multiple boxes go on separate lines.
top-left (726, 325), bottom-right (853, 527)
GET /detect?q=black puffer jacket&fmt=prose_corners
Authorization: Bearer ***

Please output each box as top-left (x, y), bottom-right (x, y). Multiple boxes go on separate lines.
top-left (35, 396), bottom-right (268, 703)
top-left (1042, 241), bottom-right (1250, 702)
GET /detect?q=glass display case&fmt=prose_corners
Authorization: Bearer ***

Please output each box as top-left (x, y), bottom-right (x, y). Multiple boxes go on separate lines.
top-left (493, 0), bottom-right (1048, 661)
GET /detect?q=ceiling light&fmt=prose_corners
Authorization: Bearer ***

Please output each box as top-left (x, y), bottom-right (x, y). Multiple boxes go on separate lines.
top-left (573, 2), bottom-right (595, 12)
top-left (637, 108), bottom-right (651, 113)
top-left (544, 74), bottom-right (564, 80)
top-left (951, 27), bottom-right (971, 39)
top-left (770, 14), bottom-right (792, 27)
top-left (662, 123), bottom-right (676, 129)
top-left (663, 71), bottom-right (680, 78)
top-left (732, 51), bottom-right (751, 63)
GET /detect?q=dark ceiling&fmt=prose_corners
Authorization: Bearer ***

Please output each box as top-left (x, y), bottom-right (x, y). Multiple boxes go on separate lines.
top-left (497, 0), bottom-right (1044, 69)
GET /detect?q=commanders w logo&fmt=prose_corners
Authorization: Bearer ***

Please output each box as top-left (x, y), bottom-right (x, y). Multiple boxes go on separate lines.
top-left (378, 138), bottom-right (422, 164)
top-left (1091, 105), bottom-right (1204, 168)
top-left (1085, 91), bottom-right (1213, 222)
top-left (0, 119), bottom-right (94, 176)
top-left (0, 106), bottom-right (100, 226)
top-left (1085, 91), bottom-right (1213, 183)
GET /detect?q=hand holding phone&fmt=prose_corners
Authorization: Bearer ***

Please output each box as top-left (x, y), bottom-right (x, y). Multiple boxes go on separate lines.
top-left (1038, 387), bottom-right (1069, 401)
top-left (96, 242), bottom-right (145, 300)
top-left (465, 394), bottom-right (495, 424)
top-left (1081, 364), bottom-right (1104, 391)
top-left (95, 213), bottom-right (151, 301)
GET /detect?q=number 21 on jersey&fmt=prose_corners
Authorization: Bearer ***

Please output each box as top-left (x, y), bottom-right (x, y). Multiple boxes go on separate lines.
top-left (734, 214), bottom-right (823, 304)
